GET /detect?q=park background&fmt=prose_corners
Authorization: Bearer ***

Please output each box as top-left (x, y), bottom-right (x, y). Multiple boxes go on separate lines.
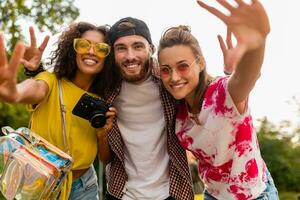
top-left (0, 0), bottom-right (300, 199)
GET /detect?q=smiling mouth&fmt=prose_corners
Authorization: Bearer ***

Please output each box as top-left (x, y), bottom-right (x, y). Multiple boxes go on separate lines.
top-left (123, 63), bottom-right (140, 69)
top-left (82, 57), bottom-right (99, 66)
top-left (170, 82), bottom-right (186, 89)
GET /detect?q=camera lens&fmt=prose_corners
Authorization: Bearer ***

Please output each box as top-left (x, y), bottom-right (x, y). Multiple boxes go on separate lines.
top-left (90, 113), bottom-right (106, 128)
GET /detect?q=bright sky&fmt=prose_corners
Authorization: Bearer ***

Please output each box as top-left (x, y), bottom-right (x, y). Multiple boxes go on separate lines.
top-left (30, 0), bottom-right (300, 126)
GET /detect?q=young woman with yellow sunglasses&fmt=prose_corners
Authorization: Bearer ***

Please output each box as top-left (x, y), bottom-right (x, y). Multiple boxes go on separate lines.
top-left (0, 22), bottom-right (118, 200)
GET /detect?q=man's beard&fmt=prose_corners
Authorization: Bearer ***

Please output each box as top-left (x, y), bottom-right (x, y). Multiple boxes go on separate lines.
top-left (119, 59), bottom-right (152, 83)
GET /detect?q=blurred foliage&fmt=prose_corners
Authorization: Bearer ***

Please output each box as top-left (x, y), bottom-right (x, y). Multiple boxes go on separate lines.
top-left (0, 103), bottom-right (29, 130)
top-left (279, 191), bottom-right (300, 200)
top-left (0, 0), bottom-right (79, 51)
top-left (257, 117), bottom-right (300, 193)
top-left (0, 0), bottom-right (79, 130)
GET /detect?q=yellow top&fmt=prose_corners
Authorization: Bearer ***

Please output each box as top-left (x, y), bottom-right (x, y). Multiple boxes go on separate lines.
top-left (29, 71), bottom-right (98, 199)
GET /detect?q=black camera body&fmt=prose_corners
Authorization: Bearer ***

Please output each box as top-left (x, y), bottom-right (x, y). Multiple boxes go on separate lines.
top-left (72, 93), bottom-right (109, 128)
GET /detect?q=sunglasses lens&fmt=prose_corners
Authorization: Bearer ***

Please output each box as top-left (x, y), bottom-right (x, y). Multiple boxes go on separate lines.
top-left (94, 43), bottom-right (110, 58)
top-left (160, 63), bottom-right (191, 79)
top-left (177, 63), bottom-right (190, 75)
top-left (74, 39), bottom-right (90, 54)
top-left (74, 39), bottom-right (110, 58)
top-left (160, 67), bottom-right (171, 77)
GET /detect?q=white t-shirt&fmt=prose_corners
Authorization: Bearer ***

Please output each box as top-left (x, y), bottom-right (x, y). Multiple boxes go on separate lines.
top-left (176, 77), bottom-right (267, 200)
top-left (115, 78), bottom-right (170, 200)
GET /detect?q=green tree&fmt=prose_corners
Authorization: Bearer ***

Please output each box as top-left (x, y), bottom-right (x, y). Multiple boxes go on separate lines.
top-left (0, 0), bottom-right (79, 129)
top-left (257, 117), bottom-right (300, 192)
top-left (0, 0), bottom-right (79, 50)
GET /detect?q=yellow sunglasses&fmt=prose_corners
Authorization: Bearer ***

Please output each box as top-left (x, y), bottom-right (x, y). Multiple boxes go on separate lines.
top-left (73, 38), bottom-right (111, 58)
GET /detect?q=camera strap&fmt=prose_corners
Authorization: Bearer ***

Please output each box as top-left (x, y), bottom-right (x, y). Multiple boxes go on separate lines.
top-left (58, 79), bottom-right (70, 155)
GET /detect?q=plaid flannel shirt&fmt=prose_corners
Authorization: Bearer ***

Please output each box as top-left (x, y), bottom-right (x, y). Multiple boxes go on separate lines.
top-left (104, 68), bottom-right (194, 200)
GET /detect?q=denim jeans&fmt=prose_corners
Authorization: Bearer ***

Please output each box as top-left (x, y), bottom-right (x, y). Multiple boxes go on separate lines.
top-left (204, 170), bottom-right (279, 200)
top-left (254, 170), bottom-right (279, 200)
top-left (69, 166), bottom-right (99, 200)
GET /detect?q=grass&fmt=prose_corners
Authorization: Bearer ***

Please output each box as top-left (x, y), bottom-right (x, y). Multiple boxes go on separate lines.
top-left (279, 191), bottom-right (299, 200)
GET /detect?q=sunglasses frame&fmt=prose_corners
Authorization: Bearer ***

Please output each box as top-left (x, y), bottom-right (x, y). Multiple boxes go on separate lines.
top-left (73, 38), bottom-right (111, 58)
top-left (160, 56), bottom-right (200, 79)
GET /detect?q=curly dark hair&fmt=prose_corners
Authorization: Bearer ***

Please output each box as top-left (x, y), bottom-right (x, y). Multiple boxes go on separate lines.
top-left (50, 21), bottom-right (118, 97)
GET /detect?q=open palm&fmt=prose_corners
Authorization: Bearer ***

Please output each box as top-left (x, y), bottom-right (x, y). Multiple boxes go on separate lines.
top-left (197, 0), bottom-right (270, 68)
top-left (0, 33), bottom-right (25, 102)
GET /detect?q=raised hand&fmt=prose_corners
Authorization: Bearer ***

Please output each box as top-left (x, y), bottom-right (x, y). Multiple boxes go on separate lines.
top-left (197, 0), bottom-right (270, 68)
top-left (22, 26), bottom-right (49, 70)
top-left (217, 28), bottom-right (235, 75)
top-left (0, 33), bottom-right (25, 102)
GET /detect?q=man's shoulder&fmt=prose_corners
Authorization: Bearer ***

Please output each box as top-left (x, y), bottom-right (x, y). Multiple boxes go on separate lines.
top-left (104, 81), bottom-right (122, 101)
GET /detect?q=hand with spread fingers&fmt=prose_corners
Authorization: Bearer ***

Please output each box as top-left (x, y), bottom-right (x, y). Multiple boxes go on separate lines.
top-left (197, 0), bottom-right (270, 68)
top-left (22, 26), bottom-right (50, 70)
top-left (218, 28), bottom-right (235, 75)
top-left (0, 33), bottom-right (25, 102)
top-left (197, 0), bottom-right (270, 105)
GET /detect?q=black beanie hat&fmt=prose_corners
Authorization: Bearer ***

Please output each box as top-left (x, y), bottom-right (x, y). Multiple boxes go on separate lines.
top-left (108, 17), bottom-right (152, 45)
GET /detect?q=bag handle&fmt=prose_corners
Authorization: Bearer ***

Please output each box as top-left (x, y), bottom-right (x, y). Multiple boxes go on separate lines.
top-left (1, 126), bottom-right (15, 135)
top-left (1, 126), bottom-right (39, 145)
top-left (1, 80), bottom-right (69, 154)
top-left (58, 79), bottom-right (70, 154)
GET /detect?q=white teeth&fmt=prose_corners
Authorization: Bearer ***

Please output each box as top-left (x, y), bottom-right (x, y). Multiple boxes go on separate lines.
top-left (83, 58), bottom-right (97, 65)
top-left (125, 64), bottom-right (139, 69)
top-left (172, 83), bottom-right (185, 89)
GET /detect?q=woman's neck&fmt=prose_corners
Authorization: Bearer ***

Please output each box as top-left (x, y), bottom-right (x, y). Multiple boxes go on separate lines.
top-left (185, 76), bottom-right (214, 114)
top-left (72, 73), bottom-right (94, 91)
